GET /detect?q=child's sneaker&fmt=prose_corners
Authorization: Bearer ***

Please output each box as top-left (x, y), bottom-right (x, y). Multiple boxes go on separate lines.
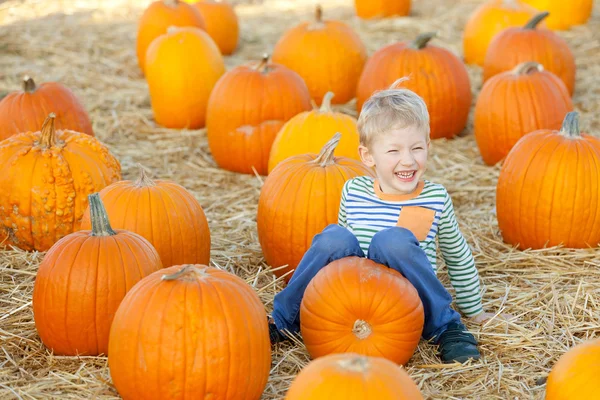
top-left (436, 322), bottom-right (481, 363)
top-left (268, 317), bottom-right (290, 345)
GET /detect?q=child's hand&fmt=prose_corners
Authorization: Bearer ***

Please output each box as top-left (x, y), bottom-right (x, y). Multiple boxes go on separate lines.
top-left (469, 311), bottom-right (514, 324)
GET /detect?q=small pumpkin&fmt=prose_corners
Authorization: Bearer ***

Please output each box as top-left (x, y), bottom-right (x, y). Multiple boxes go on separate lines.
top-left (189, 0), bottom-right (239, 55)
top-left (0, 114), bottom-right (121, 252)
top-left (108, 264), bottom-right (271, 400)
top-left (356, 32), bottom-right (472, 140)
top-left (206, 54), bottom-right (312, 175)
top-left (300, 257), bottom-right (424, 365)
top-left (272, 5), bottom-right (367, 105)
top-left (32, 193), bottom-right (162, 356)
top-left (463, 0), bottom-right (539, 66)
top-left (521, 0), bottom-right (593, 30)
top-left (80, 164), bottom-right (210, 268)
top-left (354, 0), bottom-right (411, 18)
top-left (496, 112), bottom-right (600, 250)
top-left (483, 12), bottom-right (576, 95)
top-left (257, 134), bottom-right (373, 281)
top-left (268, 91), bottom-right (360, 173)
top-left (145, 26), bottom-right (225, 129)
top-left (474, 61), bottom-right (573, 165)
top-left (0, 76), bottom-right (93, 141)
top-left (136, 0), bottom-right (206, 74)
top-left (286, 353), bottom-right (423, 399)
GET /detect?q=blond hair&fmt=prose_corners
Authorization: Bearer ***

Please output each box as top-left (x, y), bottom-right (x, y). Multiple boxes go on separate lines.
top-left (357, 78), bottom-right (430, 146)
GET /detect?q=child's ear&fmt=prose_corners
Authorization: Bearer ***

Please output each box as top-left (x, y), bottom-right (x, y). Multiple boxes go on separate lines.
top-left (359, 145), bottom-right (375, 167)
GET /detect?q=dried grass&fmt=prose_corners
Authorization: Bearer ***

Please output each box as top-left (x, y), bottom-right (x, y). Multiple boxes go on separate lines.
top-left (1, 0), bottom-right (599, 398)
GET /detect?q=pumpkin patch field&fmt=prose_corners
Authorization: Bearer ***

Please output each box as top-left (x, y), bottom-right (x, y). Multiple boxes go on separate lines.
top-left (1, 0), bottom-right (599, 398)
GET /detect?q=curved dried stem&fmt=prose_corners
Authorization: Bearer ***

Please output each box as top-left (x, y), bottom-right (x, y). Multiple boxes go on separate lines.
top-left (22, 76), bottom-right (36, 93)
top-left (512, 61), bottom-right (544, 76)
top-left (88, 193), bottom-right (116, 237)
top-left (313, 133), bottom-right (341, 167)
top-left (134, 164), bottom-right (157, 187)
top-left (255, 53), bottom-right (271, 74)
top-left (319, 92), bottom-right (335, 112)
top-left (40, 113), bottom-right (57, 148)
top-left (338, 356), bottom-right (369, 372)
top-left (559, 112), bottom-right (581, 139)
top-left (524, 12), bottom-right (550, 29)
top-left (410, 32), bottom-right (437, 50)
top-left (315, 4), bottom-right (323, 22)
top-left (161, 265), bottom-right (209, 281)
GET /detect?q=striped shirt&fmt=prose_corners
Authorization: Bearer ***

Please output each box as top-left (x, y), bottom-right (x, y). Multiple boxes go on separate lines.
top-left (338, 176), bottom-right (483, 317)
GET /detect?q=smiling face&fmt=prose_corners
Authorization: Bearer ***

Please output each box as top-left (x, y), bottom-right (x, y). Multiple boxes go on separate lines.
top-left (358, 125), bottom-right (429, 195)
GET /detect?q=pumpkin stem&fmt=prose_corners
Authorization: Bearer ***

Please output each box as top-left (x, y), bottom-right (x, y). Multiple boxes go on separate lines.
top-left (352, 319), bottom-right (372, 340)
top-left (559, 112), bottom-right (581, 139)
top-left (134, 164), bottom-right (157, 187)
top-left (319, 91), bottom-right (335, 113)
top-left (22, 76), bottom-right (36, 93)
top-left (161, 265), bottom-right (209, 281)
top-left (338, 356), bottom-right (369, 372)
top-left (313, 133), bottom-right (341, 167)
top-left (163, 0), bottom-right (179, 6)
top-left (88, 193), bottom-right (116, 237)
top-left (39, 113), bottom-right (57, 148)
top-left (410, 32), bottom-right (437, 50)
top-left (524, 11), bottom-right (550, 29)
top-left (255, 53), bottom-right (271, 74)
top-left (512, 61), bottom-right (544, 76)
top-left (315, 4), bottom-right (323, 22)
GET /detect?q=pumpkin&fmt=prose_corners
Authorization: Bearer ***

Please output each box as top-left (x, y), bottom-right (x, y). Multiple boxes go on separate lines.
top-left (0, 76), bottom-right (93, 141)
top-left (483, 12), bottom-right (576, 95)
top-left (189, 0), bottom-right (239, 55)
top-left (257, 133), bottom-right (373, 281)
top-left (300, 257), bottom-right (424, 365)
top-left (272, 5), bottom-right (367, 105)
top-left (136, 0), bottom-right (206, 74)
top-left (145, 26), bottom-right (225, 129)
top-left (268, 91), bottom-right (360, 173)
top-left (354, 0), bottom-right (411, 19)
top-left (0, 114), bottom-right (121, 252)
top-left (545, 338), bottom-right (600, 399)
top-left (286, 353), bottom-right (423, 399)
top-left (463, 0), bottom-right (539, 66)
top-left (522, 0), bottom-right (593, 30)
top-left (496, 112), bottom-right (600, 250)
top-left (32, 193), bottom-right (162, 356)
top-left (108, 264), bottom-right (271, 400)
top-left (206, 54), bottom-right (312, 175)
top-left (356, 32), bottom-right (472, 140)
top-left (80, 164), bottom-right (210, 268)
top-left (474, 61), bottom-right (573, 165)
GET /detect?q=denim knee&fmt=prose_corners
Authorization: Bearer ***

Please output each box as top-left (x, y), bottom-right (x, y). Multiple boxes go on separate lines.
top-left (369, 227), bottom-right (419, 255)
top-left (311, 224), bottom-right (360, 254)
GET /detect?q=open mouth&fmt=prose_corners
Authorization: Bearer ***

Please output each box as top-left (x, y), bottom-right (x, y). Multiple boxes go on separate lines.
top-left (395, 170), bottom-right (416, 181)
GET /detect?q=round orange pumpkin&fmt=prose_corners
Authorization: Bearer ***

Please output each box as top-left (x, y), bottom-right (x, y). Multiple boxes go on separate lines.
top-left (145, 26), bottom-right (225, 129)
top-left (268, 91), bottom-right (360, 173)
top-left (257, 134), bottom-right (373, 281)
top-left (272, 5), bottom-right (367, 105)
top-left (522, 0), bottom-right (593, 30)
top-left (0, 76), bottom-right (93, 141)
top-left (354, 0), bottom-right (411, 18)
top-left (189, 0), bottom-right (239, 55)
top-left (206, 54), bottom-right (312, 175)
top-left (80, 165), bottom-right (210, 268)
top-left (0, 114), bottom-right (121, 252)
top-left (356, 32), bottom-right (472, 140)
top-left (300, 257), bottom-right (424, 365)
top-left (108, 264), bottom-right (271, 400)
top-left (285, 353), bottom-right (423, 399)
top-left (474, 62), bottom-right (573, 165)
top-left (32, 193), bottom-right (162, 356)
top-left (136, 0), bottom-right (206, 74)
top-left (483, 12), bottom-right (576, 95)
top-left (463, 0), bottom-right (539, 66)
top-left (496, 112), bottom-right (600, 250)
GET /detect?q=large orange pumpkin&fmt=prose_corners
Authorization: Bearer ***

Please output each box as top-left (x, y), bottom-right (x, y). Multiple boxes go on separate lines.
top-left (145, 26), bottom-right (225, 129)
top-left (268, 91), bottom-right (360, 173)
top-left (272, 5), bottom-right (367, 105)
top-left (136, 0), bottom-right (206, 74)
top-left (496, 112), bottom-right (600, 250)
top-left (286, 353), bottom-right (423, 399)
top-left (0, 76), bottom-right (93, 141)
top-left (206, 54), bottom-right (312, 175)
top-left (189, 0), bottom-right (239, 55)
top-left (463, 0), bottom-right (539, 66)
top-left (483, 12), bottom-right (576, 95)
top-left (356, 32), bottom-right (472, 140)
top-left (300, 257), bottom-right (424, 365)
top-left (522, 0), bottom-right (593, 30)
top-left (80, 165), bottom-right (210, 268)
top-left (108, 264), bottom-right (271, 400)
top-left (354, 0), bottom-right (411, 18)
top-left (257, 134), bottom-right (373, 281)
top-left (0, 114), bottom-right (121, 252)
top-left (32, 194), bottom-right (162, 356)
top-left (474, 61), bottom-right (573, 165)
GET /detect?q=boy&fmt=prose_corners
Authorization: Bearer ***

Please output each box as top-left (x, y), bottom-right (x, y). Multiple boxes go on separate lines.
top-left (268, 80), bottom-right (494, 363)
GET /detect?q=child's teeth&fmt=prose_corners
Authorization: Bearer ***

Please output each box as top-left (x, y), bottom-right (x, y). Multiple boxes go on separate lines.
top-left (397, 171), bottom-right (414, 178)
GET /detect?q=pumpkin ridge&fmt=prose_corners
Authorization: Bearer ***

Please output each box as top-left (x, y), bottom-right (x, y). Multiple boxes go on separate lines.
top-left (63, 238), bottom-right (87, 353)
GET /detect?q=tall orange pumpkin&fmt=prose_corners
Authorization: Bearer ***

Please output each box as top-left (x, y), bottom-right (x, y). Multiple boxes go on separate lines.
top-left (522, 0), bottom-right (593, 30)
top-left (354, 0), bottom-right (410, 19)
top-left (286, 353), bottom-right (424, 400)
top-left (483, 12), bottom-right (576, 95)
top-left (0, 114), bottom-right (121, 252)
top-left (300, 257), bottom-right (424, 365)
top-left (145, 26), bottom-right (225, 129)
top-left (356, 32), bottom-right (472, 140)
top-left (108, 264), bottom-right (271, 400)
top-left (272, 5), bottom-right (367, 105)
top-left (463, 0), bottom-right (539, 66)
top-left (268, 91), bottom-right (360, 173)
top-left (474, 62), bottom-right (573, 165)
top-left (0, 76), bottom-right (93, 141)
top-left (32, 194), bottom-right (162, 356)
top-left (257, 134), bottom-right (373, 281)
top-left (80, 165), bottom-right (210, 268)
top-left (189, 0), bottom-right (239, 55)
top-left (206, 54), bottom-right (312, 175)
top-left (496, 112), bottom-right (600, 250)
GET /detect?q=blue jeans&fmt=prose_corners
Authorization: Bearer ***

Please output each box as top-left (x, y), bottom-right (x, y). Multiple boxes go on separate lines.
top-left (271, 224), bottom-right (462, 342)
